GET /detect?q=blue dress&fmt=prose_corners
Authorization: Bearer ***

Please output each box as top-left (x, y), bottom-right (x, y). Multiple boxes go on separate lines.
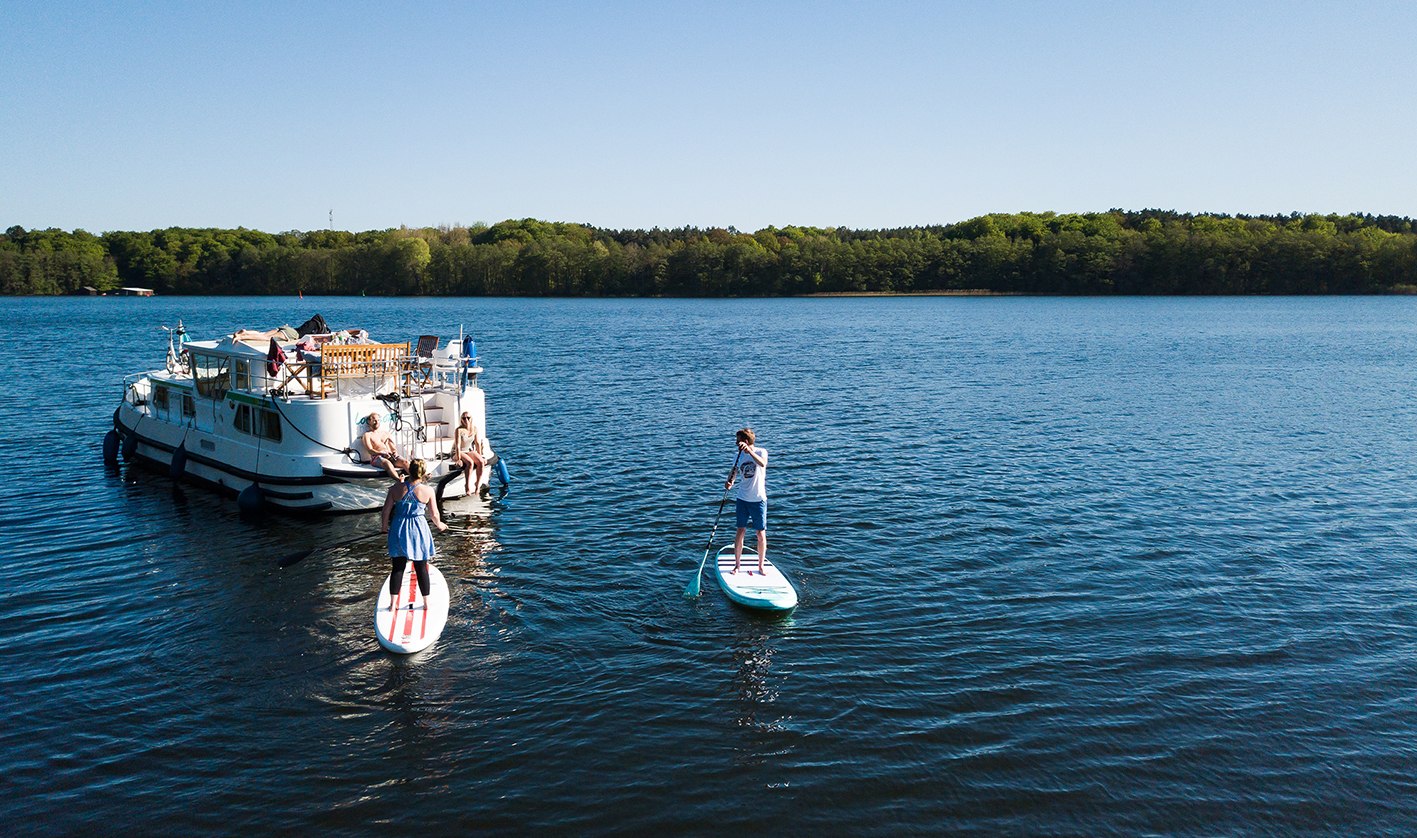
top-left (387, 481), bottom-right (435, 562)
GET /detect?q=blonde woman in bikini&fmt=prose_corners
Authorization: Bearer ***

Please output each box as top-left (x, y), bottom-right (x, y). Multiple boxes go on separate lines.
top-left (451, 411), bottom-right (494, 497)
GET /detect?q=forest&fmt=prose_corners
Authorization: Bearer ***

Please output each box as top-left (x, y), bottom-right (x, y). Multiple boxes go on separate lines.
top-left (4, 211), bottom-right (1417, 297)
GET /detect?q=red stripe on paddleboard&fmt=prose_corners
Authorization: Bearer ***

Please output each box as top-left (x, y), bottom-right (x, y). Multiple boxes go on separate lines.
top-left (400, 566), bottom-right (418, 639)
top-left (385, 567), bottom-right (407, 643)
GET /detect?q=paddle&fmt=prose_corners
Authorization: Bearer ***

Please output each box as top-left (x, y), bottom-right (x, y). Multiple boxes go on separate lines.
top-left (683, 451), bottom-right (743, 598)
top-left (277, 530), bottom-right (384, 569)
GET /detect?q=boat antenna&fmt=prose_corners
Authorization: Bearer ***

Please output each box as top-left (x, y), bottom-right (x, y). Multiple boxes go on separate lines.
top-left (456, 323), bottom-right (465, 432)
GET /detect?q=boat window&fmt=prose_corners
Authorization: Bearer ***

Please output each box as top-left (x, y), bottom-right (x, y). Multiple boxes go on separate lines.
top-left (182, 394), bottom-right (195, 417)
top-left (259, 410), bottom-right (282, 442)
top-left (234, 404), bottom-right (282, 441)
top-left (153, 385), bottom-right (170, 411)
top-left (192, 353), bottom-right (230, 400)
top-left (233, 360), bottom-right (251, 391)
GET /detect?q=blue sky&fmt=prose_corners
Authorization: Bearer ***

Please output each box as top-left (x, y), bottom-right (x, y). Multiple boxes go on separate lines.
top-left (3, 1), bottom-right (1414, 233)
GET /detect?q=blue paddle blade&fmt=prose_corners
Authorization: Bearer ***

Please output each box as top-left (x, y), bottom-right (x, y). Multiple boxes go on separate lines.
top-left (684, 548), bottom-right (711, 598)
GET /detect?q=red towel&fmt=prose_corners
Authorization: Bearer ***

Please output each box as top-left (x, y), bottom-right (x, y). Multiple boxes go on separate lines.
top-left (266, 337), bottom-right (286, 376)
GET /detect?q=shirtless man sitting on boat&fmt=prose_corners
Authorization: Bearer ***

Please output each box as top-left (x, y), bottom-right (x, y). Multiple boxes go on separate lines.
top-left (362, 413), bottom-right (408, 480)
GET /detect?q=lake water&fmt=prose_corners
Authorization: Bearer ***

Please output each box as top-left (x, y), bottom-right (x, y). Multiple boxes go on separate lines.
top-left (6, 295), bottom-right (1417, 833)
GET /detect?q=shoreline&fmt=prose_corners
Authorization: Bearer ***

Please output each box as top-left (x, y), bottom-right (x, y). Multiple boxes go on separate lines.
top-left (24, 286), bottom-right (1417, 299)
top-left (802, 289), bottom-right (1024, 297)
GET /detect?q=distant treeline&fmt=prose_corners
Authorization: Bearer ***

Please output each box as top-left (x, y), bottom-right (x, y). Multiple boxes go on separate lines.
top-left (5, 211), bottom-right (1417, 297)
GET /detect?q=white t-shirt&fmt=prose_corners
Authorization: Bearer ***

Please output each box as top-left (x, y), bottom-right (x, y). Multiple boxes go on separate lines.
top-left (734, 447), bottom-right (768, 502)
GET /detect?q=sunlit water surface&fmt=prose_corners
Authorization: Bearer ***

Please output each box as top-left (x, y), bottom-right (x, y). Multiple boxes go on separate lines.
top-left (6, 295), bottom-right (1417, 833)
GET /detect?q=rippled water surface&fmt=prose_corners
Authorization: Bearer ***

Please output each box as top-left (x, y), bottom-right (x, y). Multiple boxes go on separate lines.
top-left (7, 295), bottom-right (1417, 833)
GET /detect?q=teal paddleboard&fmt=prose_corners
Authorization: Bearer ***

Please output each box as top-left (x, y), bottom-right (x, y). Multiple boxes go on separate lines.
top-left (712, 545), bottom-right (797, 612)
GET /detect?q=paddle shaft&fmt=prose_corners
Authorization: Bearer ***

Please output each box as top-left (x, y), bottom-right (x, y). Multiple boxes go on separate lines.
top-left (702, 452), bottom-right (743, 555)
top-left (278, 530), bottom-right (384, 569)
top-left (685, 451), bottom-right (743, 597)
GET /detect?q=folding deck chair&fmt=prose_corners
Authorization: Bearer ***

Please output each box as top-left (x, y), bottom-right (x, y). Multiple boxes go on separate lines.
top-left (411, 335), bottom-right (439, 386)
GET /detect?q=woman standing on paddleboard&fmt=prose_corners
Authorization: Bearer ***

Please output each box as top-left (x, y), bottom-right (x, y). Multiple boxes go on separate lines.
top-left (381, 459), bottom-right (448, 607)
top-left (725, 427), bottom-right (769, 575)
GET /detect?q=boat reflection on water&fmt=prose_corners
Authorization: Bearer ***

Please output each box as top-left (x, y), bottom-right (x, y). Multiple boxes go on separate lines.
top-left (435, 492), bottom-right (505, 593)
top-left (437, 497), bottom-right (506, 612)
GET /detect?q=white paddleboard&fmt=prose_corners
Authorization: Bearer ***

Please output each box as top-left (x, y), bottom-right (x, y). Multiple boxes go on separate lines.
top-left (375, 563), bottom-right (449, 654)
top-left (713, 546), bottom-right (798, 612)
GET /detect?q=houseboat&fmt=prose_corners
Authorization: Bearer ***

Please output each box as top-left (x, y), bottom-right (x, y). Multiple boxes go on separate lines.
top-left (109, 316), bottom-right (498, 513)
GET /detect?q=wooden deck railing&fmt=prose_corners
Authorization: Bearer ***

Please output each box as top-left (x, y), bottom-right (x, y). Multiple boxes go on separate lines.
top-left (266, 342), bottom-right (409, 399)
top-left (319, 342), bottom-right (410, 378)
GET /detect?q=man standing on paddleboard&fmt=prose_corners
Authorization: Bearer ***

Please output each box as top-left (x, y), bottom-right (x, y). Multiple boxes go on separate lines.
top-left (725, 428), bottom-right (769, 575)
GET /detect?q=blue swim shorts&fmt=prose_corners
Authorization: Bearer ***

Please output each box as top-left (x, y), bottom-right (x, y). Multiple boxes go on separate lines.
top-left (735, 499), bottom-right (767, 531)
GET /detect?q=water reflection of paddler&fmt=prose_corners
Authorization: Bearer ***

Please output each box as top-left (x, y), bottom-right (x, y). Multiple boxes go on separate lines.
top-left (729, 628), bottom-right (789, 762)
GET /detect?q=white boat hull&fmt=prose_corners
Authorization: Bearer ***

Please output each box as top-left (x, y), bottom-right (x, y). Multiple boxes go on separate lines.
top-left (113, 381), bottom-right (492, 514)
